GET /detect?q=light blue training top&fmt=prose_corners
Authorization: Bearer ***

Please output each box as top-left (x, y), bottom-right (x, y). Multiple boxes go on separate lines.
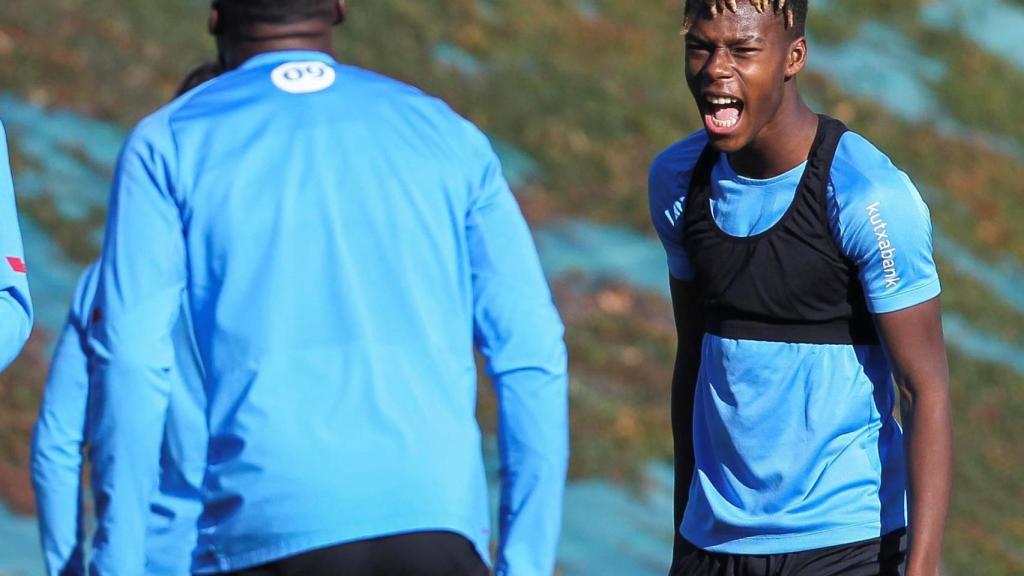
top-left (87, 51), bottom-right (569, 575)
top-left (649, 129), bottom-right (940, 554)
top-left (31, 262), bottom-right (207, 575)
top-left (0, 121), bottom-right (33, 371)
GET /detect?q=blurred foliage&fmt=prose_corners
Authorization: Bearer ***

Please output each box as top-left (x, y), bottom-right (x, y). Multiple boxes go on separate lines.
top-left (553, 275), bottom-right (676, 483)
top-left (946, 350), bottom-right (1024, 575)
top-left (477, 275), bottom-right (677, 485)
top-left (936, 260), bottom-right (1024, 345)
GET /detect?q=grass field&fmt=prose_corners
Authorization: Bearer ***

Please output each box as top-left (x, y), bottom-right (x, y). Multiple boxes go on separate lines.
top-left (0, 1), bottom-right (1022, 573)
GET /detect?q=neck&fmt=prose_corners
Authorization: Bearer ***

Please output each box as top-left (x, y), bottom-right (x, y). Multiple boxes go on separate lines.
top-left (727, 87), bottom-right (819, 180)
top-left (219, 22), bottom-right (335, 70)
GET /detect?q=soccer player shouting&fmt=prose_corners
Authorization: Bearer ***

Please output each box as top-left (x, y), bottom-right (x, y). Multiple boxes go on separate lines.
top-left (0, 121), bottom-right (32, 371)
top-left (649, 1), bottom-right (952, 575)
top-left (87, 1), bottom-right (568, 575)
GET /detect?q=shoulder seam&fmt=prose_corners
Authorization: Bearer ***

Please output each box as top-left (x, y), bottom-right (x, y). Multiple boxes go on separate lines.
top-left (166, 108), bottom-right (184, 214)
top-left (162, 77), bottom-right (227, 212)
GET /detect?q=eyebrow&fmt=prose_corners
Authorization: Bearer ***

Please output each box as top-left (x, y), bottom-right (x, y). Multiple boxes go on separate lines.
top-left (731, 35), bottom-right (765, 45)
top-left (685, 33), bottom-right (766, 46)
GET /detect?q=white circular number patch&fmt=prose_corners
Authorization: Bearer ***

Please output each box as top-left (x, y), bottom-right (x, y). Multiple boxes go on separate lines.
top-left (271, 61), bottom-right (337, 94)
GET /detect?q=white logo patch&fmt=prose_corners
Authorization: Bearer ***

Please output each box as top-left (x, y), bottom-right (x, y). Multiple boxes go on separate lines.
top-left (271, 61), bottom-right (336, 94)
top-left (664, 197), bottom-right (686, 227)
top-left (866, 201), bottom-right (901, 289)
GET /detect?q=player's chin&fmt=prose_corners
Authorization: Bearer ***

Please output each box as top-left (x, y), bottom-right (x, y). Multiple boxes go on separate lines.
top-left (704, 128), bottom-right (750, 154)
top-left (702, 112), bottom-right (751, 153)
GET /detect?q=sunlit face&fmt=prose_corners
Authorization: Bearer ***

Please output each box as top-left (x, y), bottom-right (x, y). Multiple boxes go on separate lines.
top-left (684, 3), bottom-right (801, 152)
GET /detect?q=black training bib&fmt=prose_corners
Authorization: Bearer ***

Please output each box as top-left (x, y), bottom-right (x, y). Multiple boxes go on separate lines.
top-left (683, 115), bottom-right (879, 345)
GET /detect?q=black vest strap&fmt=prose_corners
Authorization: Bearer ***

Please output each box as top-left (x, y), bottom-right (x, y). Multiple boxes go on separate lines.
top-left (683, 116), bottom-right (879, 345)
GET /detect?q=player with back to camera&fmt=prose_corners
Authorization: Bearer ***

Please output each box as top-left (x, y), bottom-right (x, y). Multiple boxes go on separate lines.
top-left (86, 1), bottom-right (569, 575)
top-left (649, 1), bottom-right (952, 575)
top-left (31, 62), bottom-right (221, 576)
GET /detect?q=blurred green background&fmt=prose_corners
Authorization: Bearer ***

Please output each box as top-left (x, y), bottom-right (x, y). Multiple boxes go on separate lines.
top-left (0, 0), bottom-right (1022, 574)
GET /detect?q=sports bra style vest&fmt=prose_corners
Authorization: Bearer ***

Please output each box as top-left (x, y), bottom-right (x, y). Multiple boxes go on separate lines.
top-left (683, 115), bottom-right (879, 345)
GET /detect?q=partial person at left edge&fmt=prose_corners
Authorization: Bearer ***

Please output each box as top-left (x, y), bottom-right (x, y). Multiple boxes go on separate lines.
top-left (0, 119), bottom-right (33, 371)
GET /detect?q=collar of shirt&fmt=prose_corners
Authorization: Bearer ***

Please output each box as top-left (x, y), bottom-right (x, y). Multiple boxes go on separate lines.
top-left (237, 50), bottom-right (337, 71)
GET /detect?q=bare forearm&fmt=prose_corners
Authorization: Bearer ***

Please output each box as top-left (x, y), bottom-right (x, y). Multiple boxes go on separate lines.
top-left (873, 298), bottom-right (951, 576)
top-left (902, 385), bottom-right (953, 576)
top-left (672, 352), bottom-right (698, 524)
top-left (669, 277), bottom-right (703, 561)
top-left (670, 341), bottom-right (700, 568)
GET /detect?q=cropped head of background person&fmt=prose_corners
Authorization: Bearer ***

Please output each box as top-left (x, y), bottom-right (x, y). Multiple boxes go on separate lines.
top-left (85, 1), bottom-right (568, 575)
top-left (177, 61), bottom-right (224, 95)
top-left (650, 2), bottom-right (953, 576)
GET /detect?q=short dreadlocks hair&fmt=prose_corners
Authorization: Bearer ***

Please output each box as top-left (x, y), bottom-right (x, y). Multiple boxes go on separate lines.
top-left (682, 0), bottom-right (808, 36)
top-left (213, 0), bottom-right (335, 24)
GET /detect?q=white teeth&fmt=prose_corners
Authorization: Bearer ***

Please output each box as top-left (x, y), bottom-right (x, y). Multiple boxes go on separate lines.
top-left (710, 116), bottom-right (739, 128)
top-left (707, 96), bottom-right (740, 105)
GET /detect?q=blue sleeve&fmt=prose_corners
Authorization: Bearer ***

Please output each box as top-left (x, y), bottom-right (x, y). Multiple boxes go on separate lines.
top-left (649, 136), bottom-right (706, 282)
top-left (829, 135), bottom-right (941, 314)
top-left (86, 113), bottom-right (187, 574)
top-left (467, 133), bottom-right (569, 576)
top-left (145, 305), bottom-right (207, 576)
top-left (30, 266), bottom-right (97, 576)
top-left (0, 122), bottom-right (33, 370)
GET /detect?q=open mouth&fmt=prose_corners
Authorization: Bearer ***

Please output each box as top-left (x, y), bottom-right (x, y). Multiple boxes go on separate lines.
top-left (703, 95), bottom-right (744, 134)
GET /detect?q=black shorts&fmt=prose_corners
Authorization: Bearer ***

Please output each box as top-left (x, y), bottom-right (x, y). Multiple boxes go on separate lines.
top-left (671, 529), bottom-right (907, 576)
top-left (219, 531), bottom-right (489, 576)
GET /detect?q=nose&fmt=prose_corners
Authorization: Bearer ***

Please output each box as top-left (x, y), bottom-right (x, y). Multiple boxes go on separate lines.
top-left (705, 47), bottom-right (734, 81)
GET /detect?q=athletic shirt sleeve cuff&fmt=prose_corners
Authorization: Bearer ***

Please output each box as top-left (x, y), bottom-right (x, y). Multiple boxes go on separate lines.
top-left (866, 277), bottom-right (941, 314)
top-left (668, 257), bottom-right (695, 282)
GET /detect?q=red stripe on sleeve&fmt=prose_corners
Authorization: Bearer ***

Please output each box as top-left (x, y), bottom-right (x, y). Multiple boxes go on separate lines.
top-left (6, 257), bottom-right (26, 273)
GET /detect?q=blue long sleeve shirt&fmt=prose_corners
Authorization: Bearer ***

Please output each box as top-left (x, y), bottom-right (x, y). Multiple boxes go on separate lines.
top-left (0, 120), bottom-right (33, 370)
top-left (31, 262), bottom-right (207, 575)
top-left (88, 50), bottom-right (568, 576)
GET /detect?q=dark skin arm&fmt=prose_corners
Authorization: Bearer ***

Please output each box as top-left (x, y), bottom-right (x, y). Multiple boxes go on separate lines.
top-left (874, 297), bottom-right (952, 576)
top-left (668, 276), bottom-right (705, 568)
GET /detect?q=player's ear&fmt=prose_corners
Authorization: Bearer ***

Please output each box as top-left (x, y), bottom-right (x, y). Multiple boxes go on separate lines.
top-left (333, 0), bottom-right (347, 25)
top-left (785, 35), bottom-right (807, 79)
top-left (208, 3), bottom-right (223, 36)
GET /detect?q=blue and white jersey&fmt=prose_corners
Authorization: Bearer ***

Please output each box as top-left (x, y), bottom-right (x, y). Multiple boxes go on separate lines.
top-left (649, 129), bottom-right (940, 554)
top-left (0, 121), bottom-right (32, 370)
top-left (88, 51), bottom-right (568, 575)
top-left (31, 262), bottom-right (206, 575)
